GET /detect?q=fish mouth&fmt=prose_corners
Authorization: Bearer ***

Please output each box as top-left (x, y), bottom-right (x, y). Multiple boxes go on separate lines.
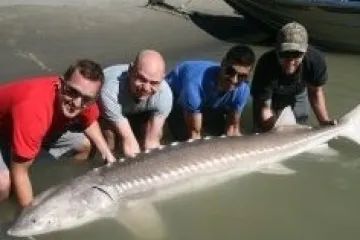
top-left (7, 221), bottom-right (38, 238)
top-left (0, 222), bottom-right (18, 238)
top-left (6, 227), bottom-right (30, 237)
top-left (7, 227), bottom-right (47, 238)
top-left (6, 229), bottom-right (16, 237)
top-left (7, 186), bottom-right (114, 238)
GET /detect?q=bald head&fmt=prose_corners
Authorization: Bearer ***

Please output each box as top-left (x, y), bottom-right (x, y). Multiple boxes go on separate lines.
top-left (129, 50), bottom-right (166, 100)
top-left (134, 49), bottom-right (165, 81)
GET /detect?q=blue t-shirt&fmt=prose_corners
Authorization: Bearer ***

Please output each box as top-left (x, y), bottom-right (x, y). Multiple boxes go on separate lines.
top-left (166, 60), bottom-right (250, 113)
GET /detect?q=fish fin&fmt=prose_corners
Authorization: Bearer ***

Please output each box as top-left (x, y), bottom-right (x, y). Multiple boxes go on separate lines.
top-left (305, 143), bottom-right (339, 157)
top-left (273, 106), bottom-right (297, 128)
top-left (338, 104), bottom-right (360, 144)
top-left (257, 163), bottom-right (296, 175)
top-left (116, 201), bottom-right (166, 239)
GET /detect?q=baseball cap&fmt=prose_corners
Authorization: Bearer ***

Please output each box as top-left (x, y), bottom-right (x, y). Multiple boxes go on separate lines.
top-left (277, 22), bottom-right (308, 53)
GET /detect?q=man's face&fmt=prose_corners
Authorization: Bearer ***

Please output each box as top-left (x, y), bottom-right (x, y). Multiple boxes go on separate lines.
top-left (277, 50), bottom-right (305, 75)
top-left (128, 64), bottom-right (163, 101)
top-left (219, 63), bottom-right (252, 91)
top-left (59, 69), bottom-right (101, 118)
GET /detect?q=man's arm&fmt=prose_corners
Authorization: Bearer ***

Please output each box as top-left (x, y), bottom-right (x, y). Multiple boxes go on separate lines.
top-left (143, 115), bottom-right (166, 150)
top-left (260, 104), bottom-right (276, 131)
top-left (184, 111), bottom-right (202, 140)
top-left (307, 85), bottom-right (331, 124)
top-left (10, 158), bottom-right (34, 207)
top-left (253, 99), bottom-right (276, 132)
top-left (225, 111), bottom-right (241, 136)
top-left (114, 119), bottom-right (140, 158)
top-left (84, 121), bottom-right (116, 163)
top-left (250, 52), bottom-right (276, 132)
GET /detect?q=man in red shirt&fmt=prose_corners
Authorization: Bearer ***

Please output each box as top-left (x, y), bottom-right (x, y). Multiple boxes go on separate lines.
top-left (0, 59), bottom-right (116, 208)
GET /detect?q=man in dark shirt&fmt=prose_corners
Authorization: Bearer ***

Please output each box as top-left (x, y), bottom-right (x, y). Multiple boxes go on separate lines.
top-left (251, 22), bottom-right (335, 132)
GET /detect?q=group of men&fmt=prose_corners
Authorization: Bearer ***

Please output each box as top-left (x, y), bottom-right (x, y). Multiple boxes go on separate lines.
top-left (0, 22), bottom-right (335, 208)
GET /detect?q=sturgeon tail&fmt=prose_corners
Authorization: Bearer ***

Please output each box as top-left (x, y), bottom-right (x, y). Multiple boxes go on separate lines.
top-left (338, 104), bottom-right (360, 144)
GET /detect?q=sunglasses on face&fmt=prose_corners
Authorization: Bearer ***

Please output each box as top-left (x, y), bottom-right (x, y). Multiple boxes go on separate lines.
top-left (61, 80), bottom-right (97, 106)
top-left (278, 51), bottom-right (304, 59)
top-left (223, 65), bottom-right (249, 81)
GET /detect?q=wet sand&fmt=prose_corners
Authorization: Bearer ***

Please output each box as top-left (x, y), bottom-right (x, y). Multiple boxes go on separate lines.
top-left (0, 0), bottom-right (271, 81)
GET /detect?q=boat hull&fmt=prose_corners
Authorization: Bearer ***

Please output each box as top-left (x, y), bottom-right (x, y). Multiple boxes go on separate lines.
top-left (224, 0), bottom-right (360, 52)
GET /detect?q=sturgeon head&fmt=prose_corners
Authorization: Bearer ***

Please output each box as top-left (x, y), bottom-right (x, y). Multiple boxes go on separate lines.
top-left (7, 172), bottom-right (116, 237)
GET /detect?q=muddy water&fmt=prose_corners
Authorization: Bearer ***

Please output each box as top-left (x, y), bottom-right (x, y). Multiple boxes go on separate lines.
top-left (0, 1), bottom-right (360, 240)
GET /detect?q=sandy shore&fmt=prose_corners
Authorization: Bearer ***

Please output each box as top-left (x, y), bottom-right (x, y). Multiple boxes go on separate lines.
top-left (0, 0), bottom-right (271, 81)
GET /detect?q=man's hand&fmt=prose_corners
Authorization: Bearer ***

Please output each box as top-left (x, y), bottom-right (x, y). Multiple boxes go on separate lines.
top-left (113, 119), bottom-right (141, 158)
top-left (319, 119), bottom-right (337, 126)
top-left (259, 105), bottom-right (276, 132)
top-left (225, 111), bottom-right (241, 136)
top-left (122, 139), bottom-right (140, 158)
top-left (84, 121), bottom-right (116, 164)
top-left (143, 115), bottom-right (166, 150)
top-left (185, 112), bottom-right (202, 140)
top-left (103, 152), bottom-right (116, 164)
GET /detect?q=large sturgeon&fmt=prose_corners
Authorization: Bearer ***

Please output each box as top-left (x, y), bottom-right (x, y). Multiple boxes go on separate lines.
top-left (7, 105), bottom-right (360, 238)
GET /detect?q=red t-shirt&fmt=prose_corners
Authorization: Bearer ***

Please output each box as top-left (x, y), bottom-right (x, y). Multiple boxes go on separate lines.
top-left (0, 75), bottom-right (99, 161)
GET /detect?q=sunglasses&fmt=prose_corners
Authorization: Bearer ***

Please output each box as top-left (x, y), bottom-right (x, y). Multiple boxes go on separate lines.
top-left (61, 80), bottom-right (97, 106)
top-left (278, 51), bottom-right (304, 59)
top-left (223, 65), bottom-right (249, 81)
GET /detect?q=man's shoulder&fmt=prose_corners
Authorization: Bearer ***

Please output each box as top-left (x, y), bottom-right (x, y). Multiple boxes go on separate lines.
top-left (307, 45), bottom-right (324, 55)
top-left (176, 60), bottom-right (220, 84)
top-left (11, 76), bottom-right (57, 124)
top-left (5, 75), bottom-right (58, 98)
top-left (302, 45), bottom-right (327, 73)
top-left (8, 74), bottom-right (58, 86)
top-left (234, 81), bottom-right (250, 96)
top-left (151, 80), bottom-right (173, 101)
top-left (103, 64), bottom-right (129, 80)
top-left (159, 80), bottom-right (172, 93)
top-left (305, 45), bottom-right (326, 62)
top-left (102, 64), bottom-right (129, 93)
top-left (258, 49), bottom-right (277, 63)
top-left (176, 60), bottom-right (219, 71)
top-left (104, 64), bottom-right (129, 73)
top-left (25, 74), bottom-right (58, 81)
top-left (254, 50), bottom-right (279, 77)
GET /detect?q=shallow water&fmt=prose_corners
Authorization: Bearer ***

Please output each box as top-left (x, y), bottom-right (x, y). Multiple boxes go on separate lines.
top-left (0, 1), bottom-right (360, 240)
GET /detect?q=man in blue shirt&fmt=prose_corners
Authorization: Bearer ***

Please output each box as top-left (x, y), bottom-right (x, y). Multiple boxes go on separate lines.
top-left (166, 45), bottom-right (255, 141)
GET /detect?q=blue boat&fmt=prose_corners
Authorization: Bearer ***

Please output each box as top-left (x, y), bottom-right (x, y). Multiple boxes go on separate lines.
top-left (223, 0), bottom-right (360, 52)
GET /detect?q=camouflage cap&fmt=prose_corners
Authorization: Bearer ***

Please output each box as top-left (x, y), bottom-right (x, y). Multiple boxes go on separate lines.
top-left (277, 22), bottom-right (308, 53)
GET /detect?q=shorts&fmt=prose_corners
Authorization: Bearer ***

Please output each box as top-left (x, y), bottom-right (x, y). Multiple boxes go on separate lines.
top-left (0, 130), bottom-right (87, 171)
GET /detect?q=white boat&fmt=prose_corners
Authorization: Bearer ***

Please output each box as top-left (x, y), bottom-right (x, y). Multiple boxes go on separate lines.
top-left (223, 0), bottom-right (360, 52)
